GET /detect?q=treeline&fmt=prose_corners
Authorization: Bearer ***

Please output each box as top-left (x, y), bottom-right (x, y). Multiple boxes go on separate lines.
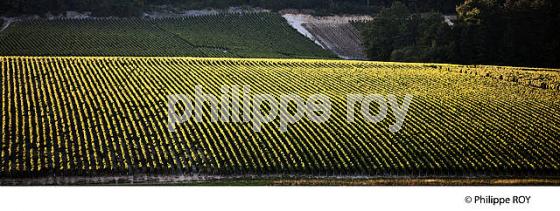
top-left (0, 0), bottom-right (145, 17)
top-left (0, 0), bottom-right (462, 16)
top-left (362, 0), bottom-right (560, 68)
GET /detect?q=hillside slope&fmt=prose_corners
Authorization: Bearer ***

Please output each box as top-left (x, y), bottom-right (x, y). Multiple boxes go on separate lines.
top-left (1, 56), bottom-right (558, 183)
top-left (0, 14), bottom-right (335, 58)
top-left (283, 14), bottom-right (371, 60)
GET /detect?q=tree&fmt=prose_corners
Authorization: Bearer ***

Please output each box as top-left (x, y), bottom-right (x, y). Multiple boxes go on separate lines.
top-left (455, 0), bottom-right (560, 67)
top-left (362, 2), bottom-right (456, 63)
top-left (362, 2), bottom-right (411, 61)
top-left (362, 0), bottom-right (560, 67)
top-left (0, 0), bottom-right (464, 16)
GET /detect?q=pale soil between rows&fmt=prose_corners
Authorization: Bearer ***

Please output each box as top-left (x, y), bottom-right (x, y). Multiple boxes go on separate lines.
top-left (281, 14), bottom-right (372, 60)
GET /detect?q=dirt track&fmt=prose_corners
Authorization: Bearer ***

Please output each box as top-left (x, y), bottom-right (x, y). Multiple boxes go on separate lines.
top-left (0, 18), bottom-right (14, 32)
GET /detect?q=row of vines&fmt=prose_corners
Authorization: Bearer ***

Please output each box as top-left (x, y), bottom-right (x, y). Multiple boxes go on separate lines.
top-left (0, 14), bottom-right (334, 59)
top-left (0, 56), bottom-right (559, 178)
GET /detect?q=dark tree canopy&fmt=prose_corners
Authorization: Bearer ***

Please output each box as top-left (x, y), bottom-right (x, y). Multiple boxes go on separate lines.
top-left (454, 0), bottom-right (560, 67)
top-left (0, 0), bottom-right (463, 16)
top-left (362, 0), bottom-right (560, 68)
top-left (362, 2), bottom-right (456, 63)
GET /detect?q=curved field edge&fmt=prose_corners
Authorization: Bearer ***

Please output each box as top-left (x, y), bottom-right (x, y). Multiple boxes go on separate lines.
top-left (0, 15), bottom-right (336, 59)
top-left (1, 56), bottom-right (559, 180)
top-left (2, 56), bottom-right (558, 90)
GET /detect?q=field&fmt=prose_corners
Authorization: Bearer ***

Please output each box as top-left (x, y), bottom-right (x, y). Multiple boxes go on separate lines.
top-left (303, 22), bottom-right (366, 60)
top-left (282, 14), bottom-right (371, 60)
top-left (0, 14), bottom-right (334, 58)
top-left (1, 56), bottom-right (559, 184)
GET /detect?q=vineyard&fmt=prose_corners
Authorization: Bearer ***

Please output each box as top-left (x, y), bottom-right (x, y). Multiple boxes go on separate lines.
top-left (0, 14), bottom-right (334, 58)
top-left (1, 56), bottom-right (559, 183)
top-left (303, 23), bottom-right (366, 60)
top-left (282, 14), bottom-right (371, 60)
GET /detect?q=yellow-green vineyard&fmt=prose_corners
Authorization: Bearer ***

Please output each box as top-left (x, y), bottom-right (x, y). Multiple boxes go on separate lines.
top-left (0, 56), bottom-right (559, 179)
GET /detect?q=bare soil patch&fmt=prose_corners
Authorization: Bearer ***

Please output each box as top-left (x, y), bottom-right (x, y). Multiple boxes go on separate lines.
top-left (282, 14), bottom-right (372, 60)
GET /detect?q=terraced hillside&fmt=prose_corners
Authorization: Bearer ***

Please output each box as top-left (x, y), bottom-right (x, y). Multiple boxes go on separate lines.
top-left (1, 56), bottom-right (559, 184)
top-left (282, 14), bottom-right (372, 60)
top-left (303, 23), bottom-right (366, 60)
top-left (0, 14), bottom-right (334, 58)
